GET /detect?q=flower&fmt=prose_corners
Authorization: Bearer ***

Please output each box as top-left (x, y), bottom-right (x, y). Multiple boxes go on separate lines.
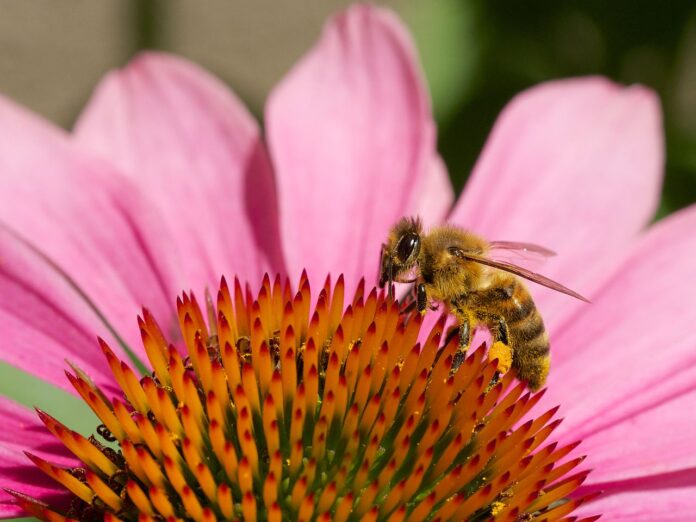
top-left (7, 275), bottom-right (599, 521)
top-left (0, 3), bottom-right (693, 520)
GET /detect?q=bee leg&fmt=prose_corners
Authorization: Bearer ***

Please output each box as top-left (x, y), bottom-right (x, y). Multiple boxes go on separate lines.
top-left (416, 283), bottom-right (428, 315)
top-left (451, 318), bottom-right (471, 372)
top-left (488, 317), bottom-right (511, 388)
top-left (496, 317), bottom-right (510, 346)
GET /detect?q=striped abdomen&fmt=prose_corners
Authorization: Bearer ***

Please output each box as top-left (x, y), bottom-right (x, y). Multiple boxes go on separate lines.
top-left (474, 277), bottom-right (550, 391)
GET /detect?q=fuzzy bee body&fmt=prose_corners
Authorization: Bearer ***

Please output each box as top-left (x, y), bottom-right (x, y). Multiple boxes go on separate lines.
top-left (450, 276), bottom-right (550, 390)
top-left (379, 217), bottom-right (587, 391)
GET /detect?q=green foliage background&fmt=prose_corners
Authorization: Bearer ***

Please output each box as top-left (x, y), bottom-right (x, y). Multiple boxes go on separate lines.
top-left (403, 0), bottom-right (696, 217)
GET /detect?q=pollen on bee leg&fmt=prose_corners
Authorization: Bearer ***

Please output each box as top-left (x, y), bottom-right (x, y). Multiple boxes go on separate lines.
top-left (489, 340), bottom-right (513, 374)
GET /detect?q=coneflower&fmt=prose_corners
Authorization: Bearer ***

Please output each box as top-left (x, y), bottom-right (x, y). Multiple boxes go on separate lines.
top-left (7, 273), bottom-right (597, 521)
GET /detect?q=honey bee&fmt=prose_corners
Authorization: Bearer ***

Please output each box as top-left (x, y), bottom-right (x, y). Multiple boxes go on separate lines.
top-left (379, 217), bottom-right (588, 390)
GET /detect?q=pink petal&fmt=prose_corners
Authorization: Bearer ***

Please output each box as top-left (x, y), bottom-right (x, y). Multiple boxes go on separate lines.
top-left (0, 398), bottom-right (75, 517)
top-left (540, 204), bottom-right (696, 479)
top-left (579, 387), bottom-right (696, 483)
top-left (576, 471), bottom-right (696, 521)
top-left (74, 52), bottom-right (285, 294)
top-left (0, 399), bottom-right (75, 466)
top-left (0, 96), bottom-right (177, 356)
top-left (266, 5), bottom-right (437, 291)
top-left (415, 155), bottom-right (454, 228)
top-left (0, 227), bottom-right (119, 393)
top-left (450, 78), bottom-right (663, 328)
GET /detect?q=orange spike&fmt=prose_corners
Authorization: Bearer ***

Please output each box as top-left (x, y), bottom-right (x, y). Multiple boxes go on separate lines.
top-left (166, 346), bottom-right (187, 401)
top-left (140, 326), bottom-right (170, 387)
top-left (344, 343), bottom-right (361, 396)
top-left (72, 383), bottom-right (124, 441)
top-left (163, 456), bottom-right (187, 495)
top-left (298, 492), bottom-right (316, 521)
top-left (398, 344), bottom-right (421, 396)
top-left (269, 450), bottom-right (283, 484)
top-left (371, 341), bottom-right (390, 394)
top-left (263, 397), bottom-right (280, 457)
top-left (134, 414), bottom-right (162, 458)
top-left (338, 307), bottom-right (355, 358)
top-left (271, 274), bottom-right (284, 318)
top-left (206, 391), bottom-right (224, 428)
top-left (269, 369), bottom-right (284, 422)
top-left (359, 322), bottom-right (378, 371)
top-left (233, 277), bottom-right (249, 337)
top-left (291, 476), bottom-right (308, 510)
top-left (382, 480), bottom-right (406, 516)
top-left (154, 423), bottom-right (180, 462)
top-left (195, 462), bottom-right (217, 502)
top-left (312, 416), bottom-right (329, 462)
top-left (263, 471), bottom-right (278, 510)
top-left (258, 341), bottom-right (273, 397)
top-left (381, 385), bottom-right (401, 433)
top-left (269, 501), bottom-right (283, 522)
top-left (317, 481), bottom-right (337, 514)
top-left (405, 368), bottom-right (429, 416)
top-left (385, 505), bottom-right (407, 522)
top-left (334, 492), bottom-right (354, 522)
top-left (318, 389), bottom-right (336, 429)
top-left (217, 277), bottom-right (238, 340)
top-left (406, 492), bottom-right (436, 522)
top-left (85, 471), bottom-right (121, 511)
top-left (181, 485), bottom-right (204, 522)
top-left (112, 399), bottom-right (142, 443)
top-left (241, 429), bottom-right (259, 476)
top-left (237, 456), bottom-right (253, 494)
top-left (250, 315), bottom-right (265, 376)
top-left (281, 330), bottom-right (298, 404)
top-left (135, 445), bottom-right (166, 487)
top-left (221, 341), bottom-right (242, 392)
top-left (98, 338), bottom-right (129, 394)
top-left (305, 364), bottom-right (319, 418)
top-left (359, 287), bottom-right (378, 334)
top-left (127, 480), bottom-right (154, 515)
top-left (193, 336), bottom-right (213, 392)
top-left (120, 440), bottom-right (148, 483)
top-left (328, 274), bottom-right (345, 333)
top-left (399, 313), bottom-right (422, 359)
top-left (217, 483), bottom-right (234, 520)
top-left (289, 439), bottom-right (304, 478)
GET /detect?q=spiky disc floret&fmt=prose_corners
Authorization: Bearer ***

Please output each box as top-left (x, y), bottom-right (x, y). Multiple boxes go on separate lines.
top-left (9, 272), bottom-right (599, 521)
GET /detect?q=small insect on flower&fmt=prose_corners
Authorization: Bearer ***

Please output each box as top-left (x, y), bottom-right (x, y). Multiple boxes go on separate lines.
top-left (379, 216), bottom-right (589, 391)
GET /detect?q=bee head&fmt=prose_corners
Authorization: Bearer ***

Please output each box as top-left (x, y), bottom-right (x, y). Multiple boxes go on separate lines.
top-left (379, 217), bottom-right (422, 292)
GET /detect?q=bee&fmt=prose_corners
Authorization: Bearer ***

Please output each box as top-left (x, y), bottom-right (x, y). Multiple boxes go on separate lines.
top-left (379, 216), bottom-right (588, 390)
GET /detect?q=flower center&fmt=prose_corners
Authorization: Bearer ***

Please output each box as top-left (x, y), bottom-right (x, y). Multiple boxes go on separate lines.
top-left (9, 272), bottom-right (598, 521)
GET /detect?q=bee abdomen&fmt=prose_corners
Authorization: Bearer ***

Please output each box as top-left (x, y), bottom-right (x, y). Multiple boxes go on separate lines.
top-left (511, 309), bottom-right (547, 345)
top-left (504, 285), bottom-right (550, 390)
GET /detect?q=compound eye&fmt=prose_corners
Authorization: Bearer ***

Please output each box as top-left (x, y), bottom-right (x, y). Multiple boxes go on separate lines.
top-left (396, 232), bottom-right (420, 263)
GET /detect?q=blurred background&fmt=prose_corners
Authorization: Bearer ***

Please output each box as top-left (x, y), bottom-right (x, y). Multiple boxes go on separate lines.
top-left (2, 0), bottom-right (696, 217)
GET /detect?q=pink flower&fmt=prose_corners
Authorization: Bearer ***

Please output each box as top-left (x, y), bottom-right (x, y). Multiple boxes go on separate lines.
top-left (0, 4), bottom-right (693, 520)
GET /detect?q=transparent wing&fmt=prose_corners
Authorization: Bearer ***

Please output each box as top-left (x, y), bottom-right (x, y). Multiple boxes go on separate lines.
top-left (488, 240), bottom-right (556, 272)
top-left (489, 241), bottom-right (556, 257)
top-left (450, 247), bottom-right (590, 303)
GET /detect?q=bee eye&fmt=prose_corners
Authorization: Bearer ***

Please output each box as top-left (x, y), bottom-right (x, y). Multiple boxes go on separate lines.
top-left (396, 233), bottom-right (420, 263)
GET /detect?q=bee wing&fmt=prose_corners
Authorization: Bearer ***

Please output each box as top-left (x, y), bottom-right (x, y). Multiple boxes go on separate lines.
top-left (489, 241), bottom-right (556, 257)
top-left (488, 240), bottom-right (556, 271)
top-left (449, 248), bottom-right (590, 303)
